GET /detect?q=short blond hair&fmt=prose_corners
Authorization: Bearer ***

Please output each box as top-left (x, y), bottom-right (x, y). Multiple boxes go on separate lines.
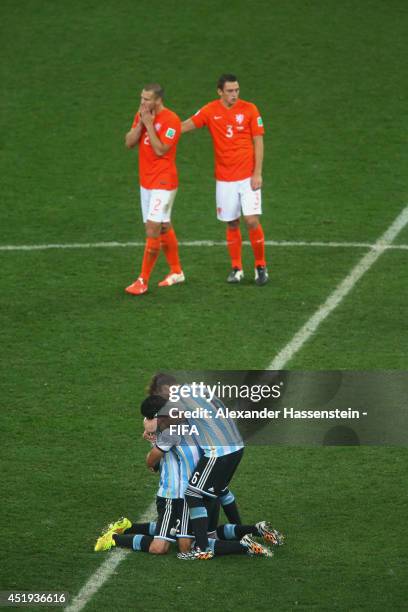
top-left (143, 83), bottom-right (164, 99)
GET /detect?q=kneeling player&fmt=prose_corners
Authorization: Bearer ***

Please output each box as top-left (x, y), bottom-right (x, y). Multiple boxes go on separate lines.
top-left (142, 393), bottom-right (283, 559)
top-left (95, 407), bottom-right (282, 557)
top-left (148, 375), bottom-right (247, 559)
top-left (95, 414), bottom-right (191, 554)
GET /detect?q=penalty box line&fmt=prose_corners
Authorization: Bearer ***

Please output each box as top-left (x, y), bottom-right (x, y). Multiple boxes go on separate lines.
top-left (66, 204), bottom-right (408, 611)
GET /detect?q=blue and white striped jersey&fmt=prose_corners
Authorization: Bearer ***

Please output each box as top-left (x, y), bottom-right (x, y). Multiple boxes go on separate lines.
top-left (156, 447), bottom-right (181, 499)
top-left (176, 440), bottom-right (203, 495)
top-left (157, 429), bottom-right (203, 495)
top-left (175, 389), bottom-right (244, 458)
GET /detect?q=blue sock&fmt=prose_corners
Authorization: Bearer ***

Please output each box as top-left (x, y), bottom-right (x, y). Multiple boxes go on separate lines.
top-left (132, 534), bottom-right (144, 551)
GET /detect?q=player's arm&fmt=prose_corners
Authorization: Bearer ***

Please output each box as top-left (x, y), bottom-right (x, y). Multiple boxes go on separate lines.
top-left (146, 446), bottom-right (164, 471)
top-left (125, 123), bottom-right (143, 148)
top-left (125, 108), bottom-right (143, 148)
top-left (251, 135), bottom-right (264, 190)
top-left (140, 108), bottom-right (172, 156)
top-left (144, 122), bottom-right (172, 156)
top-left (182, 106), bottom-right (208, 133)
top-left (181, 118), bottom-right (196, 133)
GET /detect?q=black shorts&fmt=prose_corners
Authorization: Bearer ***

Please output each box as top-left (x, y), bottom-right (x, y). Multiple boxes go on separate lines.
top-left (187, 448), bottom-right (244, 498)
top-left (176, 498), bottom-right (194, 539)
top-left (154, 496), bottom-right (179, 542)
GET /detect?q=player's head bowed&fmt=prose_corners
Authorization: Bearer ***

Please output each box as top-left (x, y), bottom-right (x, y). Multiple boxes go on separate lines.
top-left (147, 372), bottom-right (177, 397)
top-left (140, 394), bottom-right (167, 420)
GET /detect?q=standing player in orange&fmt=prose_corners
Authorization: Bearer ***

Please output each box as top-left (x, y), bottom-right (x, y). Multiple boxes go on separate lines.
top-left (182, 74), bottom-right (268, 285)
top-left (125, 83), bottom-right (184, 295)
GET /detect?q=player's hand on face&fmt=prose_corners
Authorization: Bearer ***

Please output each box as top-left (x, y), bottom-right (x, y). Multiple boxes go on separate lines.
top-left (143, 430), bottom-right (157, 443)
top-left (138, 101), bottom-right (148, 116)
top-left (140, 105), bottom-right (154, 127)
top-left (139, 105), bottom-right (147, 123)
top-left (251, 173), bottom-right (262, 190)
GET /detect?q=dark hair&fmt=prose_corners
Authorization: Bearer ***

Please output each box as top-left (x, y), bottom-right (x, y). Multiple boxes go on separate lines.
top-left (147, 372), bottom-right (177, 395)
top-left (143, 83), bottom-right (164, 99)
top-left (140, 395), bottom-right (167, 419)
top-left (217, 74), bottom-right (238, 90)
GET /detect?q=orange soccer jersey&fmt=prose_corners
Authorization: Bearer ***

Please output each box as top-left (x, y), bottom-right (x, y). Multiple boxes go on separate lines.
top-left (132, 108), bottom-right (181, 190)
top-left (191, 99), bottom-right (264, 182)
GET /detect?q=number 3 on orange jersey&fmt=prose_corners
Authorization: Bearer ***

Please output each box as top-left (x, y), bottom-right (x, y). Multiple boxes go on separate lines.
top-left (226, 125), bottom-right (233, 138)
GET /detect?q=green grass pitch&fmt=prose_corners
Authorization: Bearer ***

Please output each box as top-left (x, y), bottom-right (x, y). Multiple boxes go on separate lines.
top-left (1, 0), bottom-right (407, 610)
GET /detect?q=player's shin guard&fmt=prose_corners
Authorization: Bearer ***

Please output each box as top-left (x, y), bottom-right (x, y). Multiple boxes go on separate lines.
top-left (133, 534), bottom-right (153, 552)
top-left (249, 224), bottom-right (266, 267)
top-left (226, 226), bottom-right (243, 269)
top-left (219, 489), bottom-right (241, 524)
top-left (216, 523), bottom-right (237, 540)
top-left (140, 236), bottom-right (160, 282)
top-left (185, 487), bottom-right (209, 551)
top-left (160, 227), bottom-right (182, 274)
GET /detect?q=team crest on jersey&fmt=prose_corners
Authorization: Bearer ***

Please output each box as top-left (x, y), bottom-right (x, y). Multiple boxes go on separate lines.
top-left (166, 127), bottom-right (176, 139)
top-left (154, 123), bottom-right (161, 131)
top-left (257, 116), bottom-right (264, 127)
top-left (235, 114), bottom-right (244, 124)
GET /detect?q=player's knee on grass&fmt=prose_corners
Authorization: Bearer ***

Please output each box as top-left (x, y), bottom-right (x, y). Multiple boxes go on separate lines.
top-left (149, 538), bottom-right (170, 555)
top-left (145, 220), bottom-right (162, 238)
top-left (243, 214), bottom-right (259, 230)
top-left (177, 538), bottom-right (193, 553)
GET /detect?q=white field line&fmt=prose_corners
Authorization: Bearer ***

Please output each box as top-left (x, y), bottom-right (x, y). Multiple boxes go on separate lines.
top-left (268, 205), bottom-right (408, 370)
top-left (1, 239), bottom-right (408, 252)
top-left (65, 205), bottom-right (408, 612)
top-left (64, 500), bottom-right (156, 612)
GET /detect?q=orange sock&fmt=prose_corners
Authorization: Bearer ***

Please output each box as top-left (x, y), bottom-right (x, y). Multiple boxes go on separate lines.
top-left (140, 236), bottom-right (160, 282)
top-left (249, 224), bottom-right (266, 267)
top-left (226, 226), bottom-right (242, 269)
top-left (160, 227), bottom-right (182, 274)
